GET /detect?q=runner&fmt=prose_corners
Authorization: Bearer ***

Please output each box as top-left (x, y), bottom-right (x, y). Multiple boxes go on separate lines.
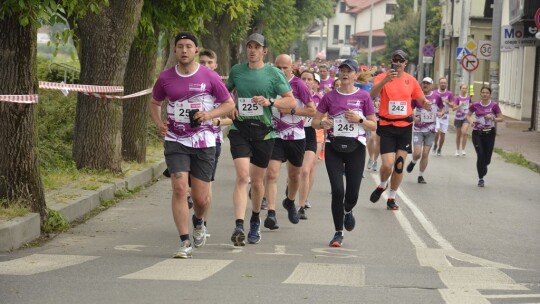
top-left (318, 64), bottom-right (334, 94)
top-left (226, 33), bottom-right (295, 246)
top-left (263, 54), bottom-right (315, 229)
top-left (149, 32), bottom-right (234, 258)
top-left (199, 49), bottom-right (233, 235)
top-left (369, 50), bottom-right (432, 210)
top-left (466, 86), bottom-right (504, 187)
top-left (432, 77), bottom-right (454, 156)
top-left (312, 59), bottom-right (377, 247)
top-left (406, 77), bottom-right (440, 184)
top-left (451, 83), bottom-right (471, 156)
top-left (298, 71), bottom-right (323, 217)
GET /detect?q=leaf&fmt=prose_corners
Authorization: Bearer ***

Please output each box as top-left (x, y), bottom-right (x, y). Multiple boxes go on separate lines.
top-left (241, 273), bottom-right (254, 277)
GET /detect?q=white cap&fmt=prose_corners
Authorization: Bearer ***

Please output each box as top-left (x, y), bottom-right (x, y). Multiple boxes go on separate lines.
top-left (314, 73), bottom-right (321, 83)
top-left (422, 77), bottom-right (433, 84)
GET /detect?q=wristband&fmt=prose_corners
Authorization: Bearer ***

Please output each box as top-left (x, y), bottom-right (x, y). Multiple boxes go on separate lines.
top-left (216, 118), bottom-right (221, 126)
top-left (269, 98), bottom-right (275, 107)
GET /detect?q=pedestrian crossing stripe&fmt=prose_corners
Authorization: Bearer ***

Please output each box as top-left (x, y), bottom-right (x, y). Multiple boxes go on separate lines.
top-left (119, 259), bottom-right (233, 281)
top-left (0, 254), bottom-right (98, 275)
top-left (283, 262), bottom-right (365, 287)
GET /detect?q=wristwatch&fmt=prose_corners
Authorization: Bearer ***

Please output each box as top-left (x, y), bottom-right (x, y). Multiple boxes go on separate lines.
top-left (359, 117), bottom-right (364, 123)
top-left (290, 108), bottom-right (296, 115)
top-left (269, 98), bottom-right (275, 107)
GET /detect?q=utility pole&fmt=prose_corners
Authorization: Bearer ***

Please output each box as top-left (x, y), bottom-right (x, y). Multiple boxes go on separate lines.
top-left (456, 0), bottom-right (470, 92)
top-left (489, 0), bottom-right (502, 101)
top-left (368, 0), bottom-right (373, 66)
top-left (318, 19), bottom-right (324, 57)
top-left (417, 0), bottom-right (427, 81)
top-left (413, 0), bottom-right (418, 13)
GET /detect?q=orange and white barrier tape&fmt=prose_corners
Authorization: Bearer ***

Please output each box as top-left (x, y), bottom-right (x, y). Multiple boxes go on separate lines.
top-left (0, 95), bottom-right (39, 104)
top-left (81, 88), bottom-right (153, 99)
top-left (38, 81), bottom-right (123, 93)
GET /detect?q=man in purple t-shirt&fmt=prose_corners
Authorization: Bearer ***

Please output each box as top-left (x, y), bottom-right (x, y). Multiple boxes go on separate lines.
top-left (149, 32), bottom-right (234, 259)
top-left (432, 77), bottom-right (454, 156)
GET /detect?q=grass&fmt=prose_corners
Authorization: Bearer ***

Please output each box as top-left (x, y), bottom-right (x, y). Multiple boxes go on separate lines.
top-left (494, 148), bottom-right (540, 173)
top-left (0, 199), bottom-right (31, 221)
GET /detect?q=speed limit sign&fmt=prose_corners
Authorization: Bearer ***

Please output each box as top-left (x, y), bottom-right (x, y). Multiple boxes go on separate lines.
top-left (477, 40), bottom-right (492, 60)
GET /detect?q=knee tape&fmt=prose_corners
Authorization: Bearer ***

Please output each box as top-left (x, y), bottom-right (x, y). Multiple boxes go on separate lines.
top-left (394, 156), bottom-right (404, 174)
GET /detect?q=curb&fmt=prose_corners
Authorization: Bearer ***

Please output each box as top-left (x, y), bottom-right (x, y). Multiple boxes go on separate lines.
top-left (0, 161), bottom-right (166, 252)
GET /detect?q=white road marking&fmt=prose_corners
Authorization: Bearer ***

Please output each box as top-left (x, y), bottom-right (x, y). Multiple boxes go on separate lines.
top-left (312, 247), bottom-right (358, 259)
top-left (0, 254), bottom-right (98, 275)
top-left (283, 262), bottom-right (364, 287)
top-left (114, 245), bottom-right (147, 252)
top-left (119, 259), bottom-right (232, 281)
top-left (256, 245), bottom-right (302, 256)
top-left (484, 293), bottom-right (540, 299)
top-left (368, 174), bottom-right (530, 303)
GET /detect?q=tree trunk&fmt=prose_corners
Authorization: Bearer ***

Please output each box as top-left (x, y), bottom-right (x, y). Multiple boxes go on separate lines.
top-left (0, 14), bottom-right (47, 218)
top-left (72, 0), bottom-right (143, 173)
top-left (122, 30), bottom-right (158, 162)
top-left (201, 15), bottom-right (236, 77)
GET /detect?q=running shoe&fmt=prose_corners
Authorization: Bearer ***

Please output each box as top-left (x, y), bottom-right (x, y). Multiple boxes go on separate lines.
top-left (193, 224), bottom-right (206, 248)
top-left (406, 161), bottom-right (416, 173)
top-left (344, 211), bottom-right (355, 231)
top-left (304, 200), bottom-right (312, 208)
top-left (366, 159), bottom-right (374, 171)
top-left (231, 226), bottom-right (246, 246)
top-left (264, 213), bottom-right (280, 230)
top-left (418, 176), bottom-right (427, 184)
top-left (261, 197), bottom-right (268, 210)
top-left (173, 240), bottom-right (192, 259)
top-left (329, 232), bottom-right (344, 247)
top-left (282, 198), bottom-right (300, 224)
top-left (298, 207), bottom-right (308, 220)
top-left (437, 149), bottom-right (442, 156)
top-left (432, 145), bottom-right (437, 153)
top-left (461, 151), bottom-right (467, 157)
top-left (387, 198), bottom-right (399, 210)
top-left (247, 218), bottom-right (261, 244)
top-left (370, 186), bottom-right (387, 203)
top-left (187, 195), bottom-right (193, 209)
top-left (455, 150), bottom-right (460, 157)
top-left (372, 161), bottom-right (378, 171)
top-left (478, 179), bottom-right (484, 187)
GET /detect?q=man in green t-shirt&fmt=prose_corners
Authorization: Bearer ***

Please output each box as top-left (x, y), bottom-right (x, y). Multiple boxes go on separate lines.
top-left (227, 33), bottom-right (295, 246)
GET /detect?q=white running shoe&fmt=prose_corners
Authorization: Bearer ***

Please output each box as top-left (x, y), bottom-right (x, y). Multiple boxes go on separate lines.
top-left (173, 240), bottom-right (192, 258)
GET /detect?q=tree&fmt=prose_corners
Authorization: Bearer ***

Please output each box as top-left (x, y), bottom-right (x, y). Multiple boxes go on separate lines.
top-left (71, 0), bottom-right (143, 173)
top-left (384, 0), bottom-right (442, 64)
top-left (0, 6), bottom-right (46, 218)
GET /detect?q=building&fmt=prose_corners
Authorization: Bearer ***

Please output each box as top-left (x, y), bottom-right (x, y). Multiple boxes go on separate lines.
top-left (307, 0), bottom-right (397, 61)
top-left (439, 0), bottom-right (539, 131)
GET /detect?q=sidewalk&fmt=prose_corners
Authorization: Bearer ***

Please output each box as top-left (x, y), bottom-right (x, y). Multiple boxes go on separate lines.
top-left (494, 118), bottom-right (540, 170)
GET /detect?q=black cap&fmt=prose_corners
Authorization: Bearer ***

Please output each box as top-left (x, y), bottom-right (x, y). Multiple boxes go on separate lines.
top-left (338, 59), bottom-right (359, 72)
top-left (175, 32), bottom-right (198, 47)
top-left (247, 33), bottom-right (266, 47)
top-left (392, 49), bottom-right (408, 60)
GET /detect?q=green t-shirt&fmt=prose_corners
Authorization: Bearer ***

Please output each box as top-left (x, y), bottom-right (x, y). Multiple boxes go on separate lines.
top-left (227, 63), bottom-right (291, 139)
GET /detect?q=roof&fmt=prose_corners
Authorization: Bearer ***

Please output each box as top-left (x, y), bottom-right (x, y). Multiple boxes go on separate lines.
top-left (353, 29), bottom-right (386, 37)
top-left (344, 0), bottom-right (386, 14)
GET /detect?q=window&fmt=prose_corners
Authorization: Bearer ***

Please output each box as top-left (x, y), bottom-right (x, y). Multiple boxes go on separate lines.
top-left (333, 25), bottom-right (339, 44)
top-left (386, 3), bottom-right (397, 15)
top-left (340, 1), bottom-right (347, 13)
top-left (345, 25), bottom-right (351, 43)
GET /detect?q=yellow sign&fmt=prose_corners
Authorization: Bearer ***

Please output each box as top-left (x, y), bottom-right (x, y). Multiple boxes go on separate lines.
top-left (465, 39), bottom-right (477, 52)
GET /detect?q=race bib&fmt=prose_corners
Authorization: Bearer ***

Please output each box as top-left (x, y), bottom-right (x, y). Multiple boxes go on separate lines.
top-left (238, 98), bottom-right (263, 116)
top-left (389, 101), bottom-right (407, 115)
top-left (421, 109), bottom-right (435, 123)
top-left (304, 116), bottom-right (313, 127)
top-left (333, 115), bottom-right (364, 137)
top-left (174, 102), bottom-right (202, 123)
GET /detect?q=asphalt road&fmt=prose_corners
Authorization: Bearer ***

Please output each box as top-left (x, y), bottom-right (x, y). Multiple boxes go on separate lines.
top-left (1, 132), bottom-right (539, 304)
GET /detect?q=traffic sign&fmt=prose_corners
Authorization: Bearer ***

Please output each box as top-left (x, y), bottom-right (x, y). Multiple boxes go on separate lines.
top-left (423, 44), bottom-right (435, 57)
top-left (461, 54), bottom-right (479, 72)
top-left (465, 39), bottom-right (477, 52)
top-left (477, 40), bottom-right (492, 60)
top-left (456, 47), bottom-right (470, 60)
top-left (422, 56), bottom-right (433, 64)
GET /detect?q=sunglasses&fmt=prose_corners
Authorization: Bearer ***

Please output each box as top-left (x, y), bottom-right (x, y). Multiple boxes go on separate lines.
top-left (392, 58), bottom-right (406, 63)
